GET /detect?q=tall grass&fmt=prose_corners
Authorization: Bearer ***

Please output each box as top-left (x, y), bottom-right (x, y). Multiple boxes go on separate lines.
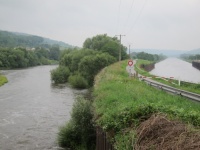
top-left (0, 75), bottom-right (8, 86)
top-left (93, 60), bottom-right (200, 148)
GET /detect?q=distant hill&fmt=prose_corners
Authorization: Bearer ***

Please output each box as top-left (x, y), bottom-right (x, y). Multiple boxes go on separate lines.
top-left (0, 30), bottom-right (72, 48)
top-left (186, 48), bottom-right (200, 55)
top-left (131, 49), bottom-right (187, 57)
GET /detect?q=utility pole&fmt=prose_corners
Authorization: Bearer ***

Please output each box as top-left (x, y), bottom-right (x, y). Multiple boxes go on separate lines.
top-left (115, 34), bottom-right (125, 61)
top-left (129, 44), bottom-right (131, 59)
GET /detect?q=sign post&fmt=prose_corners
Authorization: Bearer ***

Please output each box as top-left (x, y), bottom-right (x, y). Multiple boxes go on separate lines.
top-left (128, 60), bottom-right (134, 67)
top-left (126, 60), bottom-right (135, 77)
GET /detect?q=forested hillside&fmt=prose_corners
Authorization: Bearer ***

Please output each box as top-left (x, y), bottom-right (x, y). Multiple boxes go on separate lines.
top-left (0, 30), bottom-right (71, 48)
top-left (0, 46), bottom-right (60, 69)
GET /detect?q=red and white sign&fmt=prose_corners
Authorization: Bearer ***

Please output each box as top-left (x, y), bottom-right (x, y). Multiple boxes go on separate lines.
top-left (128, 60), bottom-right (134, 66)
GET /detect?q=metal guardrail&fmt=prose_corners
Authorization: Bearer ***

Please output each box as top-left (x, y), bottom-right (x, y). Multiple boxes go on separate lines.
top-left (142, 78), bottom-right (200, 102)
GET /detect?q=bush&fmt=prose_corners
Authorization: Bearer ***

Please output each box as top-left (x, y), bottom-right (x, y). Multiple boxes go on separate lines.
top-left (68, 74), bottom-right (88, 89)
top-left (57, 97), bottom-right (96, 150)
top-left (58, 121), bottom-right (80, 149)
top-left (50, 66), bottom-right (70, 84)
top-left (79, 53), bottom-right (116, 86)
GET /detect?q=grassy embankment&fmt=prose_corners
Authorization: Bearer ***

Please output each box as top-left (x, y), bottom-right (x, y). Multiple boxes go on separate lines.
top-left (135, 59), bottom-right (200, 94)
top-left (0, 75), bottom-right (8, 86)
top-left (93, 60), bottom-right (200, 149)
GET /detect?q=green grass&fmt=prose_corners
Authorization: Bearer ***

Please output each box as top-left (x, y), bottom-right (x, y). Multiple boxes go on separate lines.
top-left (0, 75), bottom-right (8, 86)
top-left (93, 60), bottom-right (200, 148)
top-left (134, 59), bottom-right (153, 77)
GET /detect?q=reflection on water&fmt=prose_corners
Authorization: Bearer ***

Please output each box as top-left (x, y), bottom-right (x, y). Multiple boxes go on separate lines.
top-left (0, 65), bottom-right (80, 150)
top-left (150, 58), bottom-right (200, 83)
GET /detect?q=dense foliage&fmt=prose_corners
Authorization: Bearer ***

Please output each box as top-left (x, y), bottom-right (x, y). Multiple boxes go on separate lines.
top-left (50, 66), bottom-right (70, 84)
top-left (94, 60), bottom-right (200, 149)
top-left (58, 97), bottom-right (95, 150)
top-left (51, 34), bottom-right (128, 88)
top-left (0, 46), bottom-right (60, 68)
top-left (68, 74), bottom-right (88, 89)
top-left (83, 34), bottom-right (128, 60)
top-left (55, 48), bottom-right (117, 87)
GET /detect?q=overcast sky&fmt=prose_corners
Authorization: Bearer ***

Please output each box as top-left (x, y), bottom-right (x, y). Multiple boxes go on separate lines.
top-left (0, 0), bottom-right (200, 51)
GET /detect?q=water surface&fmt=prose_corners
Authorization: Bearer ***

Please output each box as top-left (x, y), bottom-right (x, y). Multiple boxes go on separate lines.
top-left (0, 65), bottom-right (79, 150)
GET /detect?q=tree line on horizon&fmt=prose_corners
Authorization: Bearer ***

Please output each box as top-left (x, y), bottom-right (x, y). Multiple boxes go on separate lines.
top-left (180, 53), bottom-right (200, 62)
top-left (131, 51), bottom-right (167, 62)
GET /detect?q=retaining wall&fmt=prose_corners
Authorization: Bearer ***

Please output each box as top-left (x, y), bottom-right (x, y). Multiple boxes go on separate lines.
top-left (140, 63), bottom-right (155, 72)
top-left (192, 61), bottom-right (200, 70)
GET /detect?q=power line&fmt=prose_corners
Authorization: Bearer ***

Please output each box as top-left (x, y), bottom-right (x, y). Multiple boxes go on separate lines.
top-left (124, 0), bottom-right (136, 29)
top-left (126, 0), bottom-right (148, 34)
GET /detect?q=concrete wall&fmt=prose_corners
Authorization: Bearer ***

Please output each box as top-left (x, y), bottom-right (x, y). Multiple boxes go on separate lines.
top-left (192, 61), bottom-right (200, 70)
top-left (140, 63), bottom-right (155, 72)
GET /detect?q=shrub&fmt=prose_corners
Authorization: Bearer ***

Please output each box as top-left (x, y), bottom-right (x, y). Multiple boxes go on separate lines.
top-left (57, 97), bottom-right (96, 150)
top-left (57, 121), bottom-right (80, 149)
top-left (79, 53), bottom-right (116, 86)
top-left (68, 74), bottom-right (88, 89)
top-left (50, 66), bottom-right (70, 84)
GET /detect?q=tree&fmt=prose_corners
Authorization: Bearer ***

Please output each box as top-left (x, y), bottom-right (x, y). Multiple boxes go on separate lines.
top-left (83, 34), bottom-right (128, 60)
top-left (79, 53), bottom-right (116, 85)
top-left (49, 44), bottom-right (60, 60)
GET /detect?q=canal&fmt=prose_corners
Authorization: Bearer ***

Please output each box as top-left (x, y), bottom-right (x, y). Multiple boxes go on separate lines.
top-left (150, 58), bottom-right (200, 83)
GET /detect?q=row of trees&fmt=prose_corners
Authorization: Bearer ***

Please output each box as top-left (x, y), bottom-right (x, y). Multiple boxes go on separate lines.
top-left (180, 54), bottom-right (200, 62)
top-left (51, 34), bottom-right (128, 88)
top-left (133, 52), bottom-right (167, 62)
top-left (0, 45), bottom-right (60, 68)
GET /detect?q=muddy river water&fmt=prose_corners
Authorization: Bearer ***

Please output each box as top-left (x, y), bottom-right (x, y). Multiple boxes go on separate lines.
top-left (0, 65), bottom-right (80, 150)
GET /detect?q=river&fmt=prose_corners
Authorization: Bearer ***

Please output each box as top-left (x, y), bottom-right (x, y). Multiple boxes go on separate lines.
top-left (150, 58), bottom-right (200, 83)
top-left (0, 65), bottom-right (81, 150)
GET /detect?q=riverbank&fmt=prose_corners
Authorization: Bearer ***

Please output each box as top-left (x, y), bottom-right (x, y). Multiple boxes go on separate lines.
top-left (93, 60), bottom-right (200, 149)
top-left (0, 75), bottom-right (8, 86)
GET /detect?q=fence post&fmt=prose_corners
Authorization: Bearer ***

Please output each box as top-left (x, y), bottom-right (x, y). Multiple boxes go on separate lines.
top-left (96, 126), bottom-right (114, 150)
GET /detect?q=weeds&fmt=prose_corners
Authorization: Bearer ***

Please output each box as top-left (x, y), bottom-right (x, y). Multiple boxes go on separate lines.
top-left (0, 75), bottom-right (8, 86)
